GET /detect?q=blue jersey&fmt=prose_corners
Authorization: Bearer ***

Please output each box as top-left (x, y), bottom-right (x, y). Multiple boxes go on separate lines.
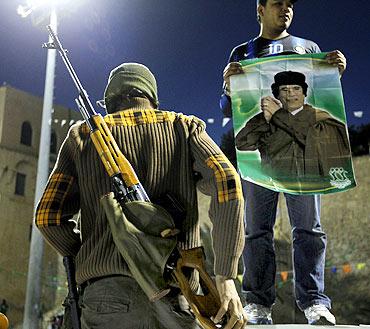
top-left (221, 35), bottom-right (321, 117)
top-left (229, 35), bottom-right (320, 61)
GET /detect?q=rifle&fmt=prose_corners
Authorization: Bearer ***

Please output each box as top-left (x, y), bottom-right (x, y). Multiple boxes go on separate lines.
top-left (43, 26), bottom-right (223, 329)
top-left (62, 256), bottom-right (81, 329)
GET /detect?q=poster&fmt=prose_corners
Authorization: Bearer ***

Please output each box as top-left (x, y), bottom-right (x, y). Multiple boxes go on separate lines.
top-left (231, 53), bottom-right (356, 194)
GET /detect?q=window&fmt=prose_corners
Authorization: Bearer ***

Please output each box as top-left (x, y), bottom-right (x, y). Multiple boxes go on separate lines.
top-left (29, 224), bottom-right (32, 242)
top-left (50, 130), bottom-right (57, 154)
top-left (15, 172), bottom-right (26, 196)
top-left (20, 121), bottom-right (32, 146)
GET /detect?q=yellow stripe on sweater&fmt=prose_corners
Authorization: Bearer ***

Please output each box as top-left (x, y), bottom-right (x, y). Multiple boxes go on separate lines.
top-left (206, 155), bottom-right (242, 203)
top-left (35, 173), bottom-right (75, 227)
top-left (105, 109), bottom-right (177, 127)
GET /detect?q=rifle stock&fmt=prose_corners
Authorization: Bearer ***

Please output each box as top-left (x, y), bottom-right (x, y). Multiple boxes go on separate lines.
top-left (63, 256), bottom-right (81, 329)
top-left (172, 248), bottom-right (222, 329)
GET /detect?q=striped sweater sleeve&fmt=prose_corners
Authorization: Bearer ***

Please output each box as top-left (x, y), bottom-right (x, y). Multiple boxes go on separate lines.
top-left (188, 117), bottom-right (244, 278)
top-left (35, 126), bottom-right (81, 256)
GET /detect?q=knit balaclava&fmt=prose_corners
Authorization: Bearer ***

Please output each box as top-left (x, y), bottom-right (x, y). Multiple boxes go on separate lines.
top-left (104, 62), bottom-right (159, 113)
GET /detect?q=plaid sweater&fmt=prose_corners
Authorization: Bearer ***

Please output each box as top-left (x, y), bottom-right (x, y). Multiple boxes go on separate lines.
top-left (35, 104), bottom-right (244, 285)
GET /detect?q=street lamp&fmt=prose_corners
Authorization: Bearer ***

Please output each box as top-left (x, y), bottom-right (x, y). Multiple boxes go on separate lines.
top-left (18, 1), bottom-right (58, 329)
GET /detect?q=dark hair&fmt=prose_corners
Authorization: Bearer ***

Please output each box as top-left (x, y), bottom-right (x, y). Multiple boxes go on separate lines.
top-left (258, 0), bottom-right (297, 5)
top-left (257, 0), bottom-right (297, 23)
top-left (257, 0), bottom-right (268, 23)
top-left (271, 71), bottom-right (308, 98)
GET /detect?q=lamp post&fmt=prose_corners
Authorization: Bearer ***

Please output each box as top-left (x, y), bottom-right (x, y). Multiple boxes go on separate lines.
top-left (18, 3), bottom-right (58, 329)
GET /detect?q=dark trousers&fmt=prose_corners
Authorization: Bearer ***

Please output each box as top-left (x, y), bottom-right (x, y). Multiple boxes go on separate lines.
top-left (79, 275), bottom-right (201, 329)
top-left (241, 181), bottom-right (331, 311)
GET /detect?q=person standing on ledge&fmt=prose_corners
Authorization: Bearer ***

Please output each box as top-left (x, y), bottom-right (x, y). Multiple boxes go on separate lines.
top-left (221, 0), bottom-right (346, 325)
top-left (36, 63), bottom-right (247, 328)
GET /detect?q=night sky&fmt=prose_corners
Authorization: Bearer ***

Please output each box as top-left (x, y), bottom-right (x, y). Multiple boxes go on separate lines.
top-left (1, 0), bottom-right (369, 143)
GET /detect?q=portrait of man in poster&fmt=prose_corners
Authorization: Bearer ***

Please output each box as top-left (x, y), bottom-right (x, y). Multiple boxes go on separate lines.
top-left (232, 54), bottom-right (355, 194)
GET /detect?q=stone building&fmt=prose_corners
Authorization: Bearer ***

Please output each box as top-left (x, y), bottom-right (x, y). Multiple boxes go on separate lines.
top-left (0, 85), bottom-right (81, 326)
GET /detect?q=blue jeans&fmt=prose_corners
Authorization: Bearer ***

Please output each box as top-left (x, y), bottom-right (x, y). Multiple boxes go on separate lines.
top-left (80, 275), bottom-right (201, 329)
top-left (241, 181), bottom-right (331, 311)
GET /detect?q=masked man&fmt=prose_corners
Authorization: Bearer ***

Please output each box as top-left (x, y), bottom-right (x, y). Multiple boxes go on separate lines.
top-left (36, 63), bottom-right (247, 328)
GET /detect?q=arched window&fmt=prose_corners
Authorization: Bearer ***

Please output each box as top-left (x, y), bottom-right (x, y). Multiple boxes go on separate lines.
top-left (50, 130), bottom-right (57, 154)
top-left (20, 121), bottom-right (32, 146)
top-left (15, 172), bottom-right (26, 196)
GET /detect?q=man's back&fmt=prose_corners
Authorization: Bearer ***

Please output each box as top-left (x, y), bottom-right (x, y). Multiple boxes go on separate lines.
top-left (37, 107), bottom-right (244, 286)
top-left (36, 61), bottom-right (247, 328)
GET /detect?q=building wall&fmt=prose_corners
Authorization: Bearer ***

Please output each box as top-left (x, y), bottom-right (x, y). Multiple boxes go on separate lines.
top-left (0, 85), bottom-right (81, 326)
top-left (0, 87), bottom-right (6, 143)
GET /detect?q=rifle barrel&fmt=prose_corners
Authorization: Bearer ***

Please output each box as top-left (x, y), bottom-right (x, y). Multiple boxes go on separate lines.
top-left (44, 25), bottom-right (149, 198)
top-left (46, 25), bottom-right (97, 118)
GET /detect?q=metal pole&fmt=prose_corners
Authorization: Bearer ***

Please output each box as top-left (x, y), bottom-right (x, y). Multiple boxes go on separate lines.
top-left (23, 8), bottom-right (57, 329)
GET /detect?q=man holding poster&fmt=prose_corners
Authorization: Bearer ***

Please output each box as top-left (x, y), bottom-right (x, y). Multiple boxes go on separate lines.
top-left (220, 0), bottom-right (350, 325)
